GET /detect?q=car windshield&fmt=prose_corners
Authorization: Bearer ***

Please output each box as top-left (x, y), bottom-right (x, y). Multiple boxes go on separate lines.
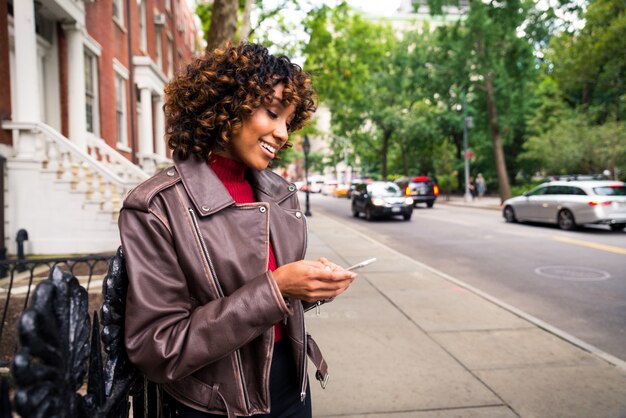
top-left (369, 183), bottom-right (402, 197)
top-left (593, 185), bottom-right (626, 196)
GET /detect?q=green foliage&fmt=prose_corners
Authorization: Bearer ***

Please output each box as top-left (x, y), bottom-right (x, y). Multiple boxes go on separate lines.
top-left (195, 2), bottom-right (212, 39)
top-left (521, 113), bottom-right (626, 177)
top-left (550, 0), bottom-right (626, 122)
top-left (509, 178), bottom-right (546, 197)
top-left (198, 0), bottom-right (626, 187)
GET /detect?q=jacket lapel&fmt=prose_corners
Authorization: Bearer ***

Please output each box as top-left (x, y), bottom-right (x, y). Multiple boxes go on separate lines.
top-left (174, 154), bottom-right (234, 217)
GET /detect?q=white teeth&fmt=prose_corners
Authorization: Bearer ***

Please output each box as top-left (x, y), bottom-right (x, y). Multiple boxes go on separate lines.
top-left (260, 141), bottom-right (277, 154)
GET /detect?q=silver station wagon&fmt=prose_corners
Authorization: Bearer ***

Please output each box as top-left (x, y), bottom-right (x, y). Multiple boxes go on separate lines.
top-left (502, 180), bottom-right (626, 231)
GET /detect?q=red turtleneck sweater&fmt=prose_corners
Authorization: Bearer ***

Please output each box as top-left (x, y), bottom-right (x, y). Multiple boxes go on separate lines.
top-left (209, 155), bottom-right (283, 341)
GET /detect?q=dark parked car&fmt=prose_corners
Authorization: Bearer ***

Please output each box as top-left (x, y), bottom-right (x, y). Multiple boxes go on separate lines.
top-left (395, 176), bottom-right (439, 208)
top-left (351, 181), bottom-right (413, 221)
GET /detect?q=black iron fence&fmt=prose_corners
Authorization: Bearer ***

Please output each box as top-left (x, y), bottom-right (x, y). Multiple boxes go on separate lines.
top-left (0, 250), bottom-right (159, 417)
top-left (0, 254), bottom-right (112, 367)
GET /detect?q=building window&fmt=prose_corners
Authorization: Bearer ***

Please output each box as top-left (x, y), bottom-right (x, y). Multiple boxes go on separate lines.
top-left (115, 73), bottom-right (128, 147)
top-left (84, 50), bottom-right (99, 135)
top-left (113, 0), bottom-right (124, 27)
top-left (138, 0), bottom-right (147, 52)
top-left (167, 38), bottom-right (173, 78)
top-left (155, 27), bottom-right (162, 71)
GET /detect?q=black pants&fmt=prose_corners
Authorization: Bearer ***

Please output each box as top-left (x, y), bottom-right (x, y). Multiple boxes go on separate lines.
top-left (163, 340), bottom-right (312, 418)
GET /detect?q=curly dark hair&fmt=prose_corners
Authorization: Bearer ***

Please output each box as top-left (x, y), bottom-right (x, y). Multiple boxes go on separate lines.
top-left (164, 43), bottom-right (317, 160)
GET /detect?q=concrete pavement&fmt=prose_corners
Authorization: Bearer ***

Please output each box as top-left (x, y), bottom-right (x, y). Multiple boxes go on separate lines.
top-left (438, 194), bottom-right (503, 211)
top-left (303, 210), bottom-right (626, 418)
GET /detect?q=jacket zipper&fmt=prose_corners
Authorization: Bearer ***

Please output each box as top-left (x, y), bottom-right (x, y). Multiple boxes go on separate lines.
top-left (188, 208), bottom-right (224, 297)
top-left (300, 212), bottom-right (309, 402)
top-left (188, 208), bottom-right (251, 412)
top-left (300, 309), bottom-right (308, 402)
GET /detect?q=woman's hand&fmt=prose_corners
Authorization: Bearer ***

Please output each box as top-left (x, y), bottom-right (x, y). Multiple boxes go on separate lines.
top-left (272, 258), bottom-right (357, 302)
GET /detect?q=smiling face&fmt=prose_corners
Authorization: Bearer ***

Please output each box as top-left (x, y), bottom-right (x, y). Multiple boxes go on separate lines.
top-left (217, 83), bottom-right (295, 171)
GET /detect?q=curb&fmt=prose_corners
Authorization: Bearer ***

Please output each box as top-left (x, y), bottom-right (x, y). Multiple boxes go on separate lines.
top-left (438, 200), bottom-right (502, 211)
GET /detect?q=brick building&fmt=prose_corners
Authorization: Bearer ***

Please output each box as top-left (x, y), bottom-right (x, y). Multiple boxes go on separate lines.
top-left (0, 0), bottom-right (202, 255)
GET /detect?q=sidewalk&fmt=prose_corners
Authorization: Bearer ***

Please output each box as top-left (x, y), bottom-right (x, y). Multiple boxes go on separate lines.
top-left (303, 211), bottom-right (626, 418)
top-left (438, 194), bottom-right (502, 211)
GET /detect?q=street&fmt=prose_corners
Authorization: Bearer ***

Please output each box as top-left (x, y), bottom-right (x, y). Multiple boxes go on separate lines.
top-left (303, 192), bottom-right (626, 362)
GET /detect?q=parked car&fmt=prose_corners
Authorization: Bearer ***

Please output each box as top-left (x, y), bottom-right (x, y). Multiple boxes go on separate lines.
top-left (299, 177), bottom-right (323, 193)
top-left (502, 180), bottom-right (626, 231)
top-left (395, 176), bottom-right (439, 208)
top-left (351, 181), bottom-right (413, 221)
top-left (321, 180), bottom-right (338, 196)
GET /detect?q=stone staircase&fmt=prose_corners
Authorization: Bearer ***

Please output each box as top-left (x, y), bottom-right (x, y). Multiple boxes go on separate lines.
top-left (2, 121), bottom-right (161, 255)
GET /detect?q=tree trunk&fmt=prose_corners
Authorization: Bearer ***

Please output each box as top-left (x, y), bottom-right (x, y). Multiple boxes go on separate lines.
top-left (484, 72), bottom-right (511, 201)
top-left (452, 130), bottom-right (464, 193)
top-left (401, 139), bottom-right (409, 176)
top-left (206, 0), bottom-right (238, 51)
top-left (239, 0), bottom-right (253, 42)
top-left (381, 129), bottom-right (391, 180)
top-left (476, 36), bottom-right (511, 201)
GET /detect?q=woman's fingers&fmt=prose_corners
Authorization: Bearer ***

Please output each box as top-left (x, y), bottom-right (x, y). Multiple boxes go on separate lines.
top-left (272, 259), bottom-right (357, 301)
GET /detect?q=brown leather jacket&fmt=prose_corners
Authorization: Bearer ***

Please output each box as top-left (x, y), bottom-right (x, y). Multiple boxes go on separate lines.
top-left (118, 154), bottom-right (328, 417)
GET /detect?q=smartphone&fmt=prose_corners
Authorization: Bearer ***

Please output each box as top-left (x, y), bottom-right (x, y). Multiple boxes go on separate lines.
top-left (346, 258), bottom-right (377, 271)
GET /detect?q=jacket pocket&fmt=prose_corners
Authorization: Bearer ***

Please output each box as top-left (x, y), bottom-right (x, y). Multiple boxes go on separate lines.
top-left (163, 374), bottom-right (225, 412)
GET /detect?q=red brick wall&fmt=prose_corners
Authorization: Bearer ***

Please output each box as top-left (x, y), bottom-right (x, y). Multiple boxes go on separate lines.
top-left (86, 0), bottom-right (114, 151)
top-left (85, 0), bottom-right (133, 157)
top-left (0, 0), bottom-right (12, 145)
top-left (83, 0), bottom-right (200, 161)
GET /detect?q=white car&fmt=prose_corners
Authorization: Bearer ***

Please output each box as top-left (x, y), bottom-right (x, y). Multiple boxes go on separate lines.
top-left (502, 180), bottom-right (626, 231)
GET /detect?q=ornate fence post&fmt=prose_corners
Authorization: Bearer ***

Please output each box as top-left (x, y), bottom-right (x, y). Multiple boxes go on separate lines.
top-left (10, 246), bottom-right (160, 417)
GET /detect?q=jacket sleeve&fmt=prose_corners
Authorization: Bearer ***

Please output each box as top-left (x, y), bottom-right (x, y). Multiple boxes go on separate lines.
top-left (119, 205), bottom-right (293, 383)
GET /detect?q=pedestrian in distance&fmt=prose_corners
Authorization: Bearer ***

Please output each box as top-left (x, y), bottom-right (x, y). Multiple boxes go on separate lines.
top-left (476, 173), bottom-right (486, 198)
top-left (118, 43), bottom-right (358, 418)
top-left (468, 175), bottom-right (477, 200)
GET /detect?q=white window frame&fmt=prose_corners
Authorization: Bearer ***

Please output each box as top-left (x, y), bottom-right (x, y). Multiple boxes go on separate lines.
top-left (138, 0), bottom-right (147, 53)
top-left (167, 35), bottom-right (174, 78)
top-left (113, 60), bottom-right (130, 150)
top-left (84, 49), bottom-right (100, 136)
top-left (83, 35), bottom-right (102, 137)
top-left (113, 0), bottom-right (125, 29)
top-left (155, 26), bottom-right (163, 71)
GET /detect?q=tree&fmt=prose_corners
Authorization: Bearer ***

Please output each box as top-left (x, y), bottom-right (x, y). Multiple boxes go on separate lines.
top-left (198, 0), bottom-right (305, 52)
top-left (304, 3), bottom-right (398, 178)
top-left (550, 0), bottom-right (626, 122)
top-left (521, 115), bottom-right (626, 177)
top-left (423, 0), bottom-right (542, 200)
top-left (205, 0), bottom-right (239, 51)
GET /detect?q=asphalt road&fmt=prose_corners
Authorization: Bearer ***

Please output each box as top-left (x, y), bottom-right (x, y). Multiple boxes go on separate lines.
top-left (304, 192), bottom-right (626, 361)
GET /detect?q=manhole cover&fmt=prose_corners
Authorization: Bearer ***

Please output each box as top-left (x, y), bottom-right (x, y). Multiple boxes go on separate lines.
top-left (534, 266), bottom-right (611, 282)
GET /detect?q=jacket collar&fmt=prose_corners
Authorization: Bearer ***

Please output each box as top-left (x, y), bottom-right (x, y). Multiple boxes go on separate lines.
top-left (174, 154), bottom-right (296, 216)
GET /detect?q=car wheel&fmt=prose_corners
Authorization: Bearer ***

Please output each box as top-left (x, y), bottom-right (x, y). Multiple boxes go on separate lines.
top-left (365, 206), bottom-right (374, 221)
top-left (351, 203), bottom-right (359, 218)
top-left (503, 206), bottom-right (517, 223)
top-left (403, 212), bottom-right (412, 221)
top-left (426, 201), bottom-right (434, 208)
top-left (610, 224), bottom-right (625, 231)
top-left (557, 209), bottom-right (577, 230)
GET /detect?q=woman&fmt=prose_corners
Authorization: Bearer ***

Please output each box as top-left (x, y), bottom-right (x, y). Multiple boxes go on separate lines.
top-left (118, 43), bottom-right (357, 418)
